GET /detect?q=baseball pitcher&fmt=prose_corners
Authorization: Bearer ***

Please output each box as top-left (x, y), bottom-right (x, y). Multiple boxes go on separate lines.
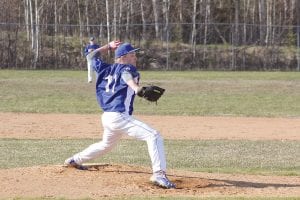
top-left (65, 41), bottom-right (175, 189)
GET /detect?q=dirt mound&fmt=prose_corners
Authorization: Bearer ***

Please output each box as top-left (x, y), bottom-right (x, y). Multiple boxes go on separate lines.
top-left (1, 164), bottom-right (300, 199)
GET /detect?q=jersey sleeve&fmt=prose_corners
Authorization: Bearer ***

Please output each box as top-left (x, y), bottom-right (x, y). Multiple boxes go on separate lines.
top-left (93, 58), bottom-right (110, 74)
top-left (120, 65), bottom-right (140, 84)
top-left (121, 70), bottom-right (134, 83)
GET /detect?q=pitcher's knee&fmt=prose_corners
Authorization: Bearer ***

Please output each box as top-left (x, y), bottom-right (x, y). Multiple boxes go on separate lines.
top-left (100, 140), bottom-right (117, 150)
top-left (149, 130), bottom-right (164, 142)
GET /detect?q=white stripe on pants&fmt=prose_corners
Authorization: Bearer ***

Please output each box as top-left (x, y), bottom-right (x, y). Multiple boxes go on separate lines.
top-left (73, 112), bottom-right (167, 173)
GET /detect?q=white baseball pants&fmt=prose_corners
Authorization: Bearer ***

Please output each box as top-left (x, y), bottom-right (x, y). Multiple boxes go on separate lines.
top-left (73, 112), bottom-right (167, 173)
top-left (86, 51), bottom-right (97, 83)
top-left (87, 61), bottom-right (93, 82)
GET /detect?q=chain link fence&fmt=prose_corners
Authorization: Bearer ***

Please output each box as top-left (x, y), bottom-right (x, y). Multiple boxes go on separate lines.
top-left (0, 22), bottom-right (299, 71)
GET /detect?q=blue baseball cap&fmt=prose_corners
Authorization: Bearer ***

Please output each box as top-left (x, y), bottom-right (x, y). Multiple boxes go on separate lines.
top-left (115, 43), bottom-right (140, 58)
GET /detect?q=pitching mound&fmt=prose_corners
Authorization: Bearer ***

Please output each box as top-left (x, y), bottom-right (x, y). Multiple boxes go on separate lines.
top-left (1, 164), bottom-right (300, 199)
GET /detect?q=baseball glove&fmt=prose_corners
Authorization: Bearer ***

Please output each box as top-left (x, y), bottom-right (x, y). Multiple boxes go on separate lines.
top-left (137, 85), bottom-right (165, 102)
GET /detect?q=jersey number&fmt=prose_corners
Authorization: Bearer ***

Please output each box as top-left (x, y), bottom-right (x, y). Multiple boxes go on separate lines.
top-left (104, 75), bottom-right (117, 93)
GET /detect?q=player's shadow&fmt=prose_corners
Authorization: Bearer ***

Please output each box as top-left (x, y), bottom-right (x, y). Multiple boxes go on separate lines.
top-left (213, 178), bottom-right (300, 189)
top-left (83, 163), bottom-right (113, 171)
top-left (170, 174), bottom-right (300, 190)
top-left (82, 163), bottom-right (152, 175)
top-left (81, 164), bottom-right (300, 190)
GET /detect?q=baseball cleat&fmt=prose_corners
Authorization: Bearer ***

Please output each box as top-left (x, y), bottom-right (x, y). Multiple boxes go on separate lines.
top-left (64, 157), bottom-right (88, 170)
top-left (150, 171), bottom-right (176, 189)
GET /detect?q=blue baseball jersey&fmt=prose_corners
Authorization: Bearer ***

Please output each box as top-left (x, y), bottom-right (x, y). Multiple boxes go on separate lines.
top-left (84, 44), bottom-right (100, 57)
top-left (93, 58), bottom-right (140, 115)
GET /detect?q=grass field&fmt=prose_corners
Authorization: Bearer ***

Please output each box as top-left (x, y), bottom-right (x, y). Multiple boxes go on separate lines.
top-left (1, 139), bottom-right (299, 176)
top-left (0, 70), bottom-right (299, 116)
top-left (0, 70), bottom-right (300, 200)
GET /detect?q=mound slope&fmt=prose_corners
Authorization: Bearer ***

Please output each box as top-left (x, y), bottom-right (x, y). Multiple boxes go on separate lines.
top-left (1, 164), bottom-right (300, 199)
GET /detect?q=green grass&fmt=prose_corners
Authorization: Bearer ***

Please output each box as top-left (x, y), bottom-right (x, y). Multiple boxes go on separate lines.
top-left (0, 70), bottom-right (299, 116)
top-left (1, 139), bottom-right (299, 176)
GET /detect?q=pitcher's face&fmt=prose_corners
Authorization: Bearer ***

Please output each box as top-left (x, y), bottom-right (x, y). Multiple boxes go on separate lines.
top-left (123, 52), bottom-right (137, 66)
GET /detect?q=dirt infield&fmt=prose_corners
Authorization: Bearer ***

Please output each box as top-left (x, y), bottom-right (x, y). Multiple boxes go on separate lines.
top-left (1, 112), bottom-right (300, 140)
top-left (0, 112), bottom-right (300, 198)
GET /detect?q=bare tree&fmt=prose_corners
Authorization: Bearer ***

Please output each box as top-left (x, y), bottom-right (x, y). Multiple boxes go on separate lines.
top-left (178, 0), bottom-right (183, 42)
top-left (125, 0), bottom-right (132, 40)
top-left (297, 0), bottom-right (300, 71)
top-left (85, 0), bottom-right (90, 34)
top-left (66, 0), bottom-right (71, 35)
top-left (152, 0), bottom-right (160, 39)
top-left (191, 0), bottom-right (197, 59)
top-left (204, 0), bottom-right (211, 46)
top-left (265, 0), bottom-right (272, 44)
top-left (163, 0), bottom-right (170, 69)
top-left (163, 0), bottom-right (170, 42)
top-left (243, 0), bottom-right (251, 44)
top-left (24, 0), bottom-right (30, 41)
top-left (77, 0), bottom-right (83, 47)
top-left (29, 0), bottom-right (34, 50)
top-left (106, 0), bottom-right (111, 43)
top-left (259, 0), bottom-right (267, 45)
top-left (140, 0), bottom-right (146, 41)
top-left (54, 0), bottom-right (58, 34)
top-left (234, 0), bottom-right (240, 45)
top-left (118, 0), bottom-right (123, 38)
top-left (203, 0), bottom-right (211, 62)
top-left (113, 0), bottom-right (117, 39)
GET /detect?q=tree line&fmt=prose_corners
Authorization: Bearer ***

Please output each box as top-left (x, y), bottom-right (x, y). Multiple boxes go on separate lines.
top-left (0, 0), bottom-right (300, 70)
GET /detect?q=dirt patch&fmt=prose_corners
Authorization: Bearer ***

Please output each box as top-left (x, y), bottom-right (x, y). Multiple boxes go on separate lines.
top-left (1, 112), bottom-right (300, 140)
top-left (1, 112), bottom-right (300, 198)
top-left (1, 164), bottom-right (299, 199)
